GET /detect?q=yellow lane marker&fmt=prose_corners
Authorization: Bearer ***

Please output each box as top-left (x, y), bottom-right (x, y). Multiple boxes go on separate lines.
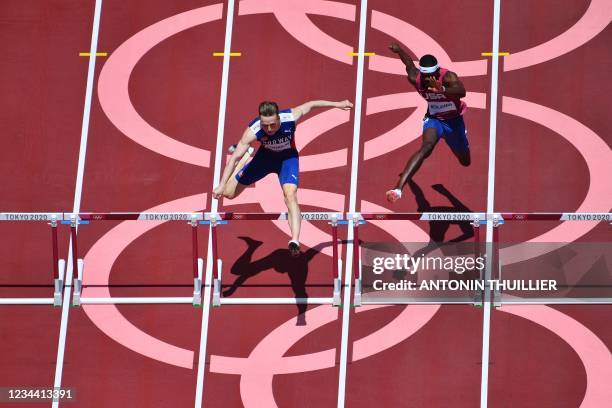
top-left (481, 52), bottom-right (510, 57)
top-left (79, 52), bottom-right (108, 57)
top-left (348, 52), bottom-right (376, 57)
top-left (213, 52), bottom-right (241, 57)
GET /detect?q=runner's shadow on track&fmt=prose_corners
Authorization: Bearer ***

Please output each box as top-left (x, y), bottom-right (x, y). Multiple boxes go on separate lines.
top-left (223, 237), bottom-right (337, 326)
top-left (394, 180), bottom-right (475, 280)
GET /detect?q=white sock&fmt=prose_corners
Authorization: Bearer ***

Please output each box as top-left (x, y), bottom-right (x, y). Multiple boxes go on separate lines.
top-left (392, 189), bottom-right (402, 198)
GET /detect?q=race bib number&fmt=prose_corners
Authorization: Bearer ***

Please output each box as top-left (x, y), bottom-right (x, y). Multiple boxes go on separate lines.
top-left (428, 101), bottom-right (456, 115)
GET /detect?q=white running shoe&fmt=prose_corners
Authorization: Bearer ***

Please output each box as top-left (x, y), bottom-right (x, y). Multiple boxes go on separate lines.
top-left (385, 189), bottom-right (402, 203)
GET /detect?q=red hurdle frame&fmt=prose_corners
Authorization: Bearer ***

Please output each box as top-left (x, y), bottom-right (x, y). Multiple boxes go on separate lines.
top-left (70, 212), bottom-right (204, 305)
top-left (349, 212), bottom-right (486, 306)
top-left (0, 213), bottom-right (65, 305)
top-left (494, 212), bottom-right (612, 305)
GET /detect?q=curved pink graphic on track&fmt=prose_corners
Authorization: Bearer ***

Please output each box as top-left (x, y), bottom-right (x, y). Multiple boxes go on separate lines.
top-left (363, 92), bottom-right (426, 160)
top-left (82, 193), bottom-right (207, 369)
top-left (296, 108), bottom-right (350, 171)
top-left (226, 177), bottom-right (344, 257)
top-left (504, 0), bottom-right (612, 72)
top-left (368, 11), bottom-right (488, 77)
top-left (210, 303), bottom-right (439, 407)
top-left (500, 96), bottom-right (612, 264)
top-left (351, 304), bottom-right (439, 361)
top-left (364, 92), bottom-right (487, 160)
top-left (239, 0), bottom-right (356, 65)
top-left (500, 304), bottom-right (612, 407)
top-left (98, 4), bottom-right (223, 167)
top-left (296, 108), bottom-right (350, 150)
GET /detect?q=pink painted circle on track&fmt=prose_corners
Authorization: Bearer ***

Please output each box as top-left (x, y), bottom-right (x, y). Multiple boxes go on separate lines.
top-left (97, 4), bottom-right (223, 167)
top-left (87, 3), bottom-right (611, 406)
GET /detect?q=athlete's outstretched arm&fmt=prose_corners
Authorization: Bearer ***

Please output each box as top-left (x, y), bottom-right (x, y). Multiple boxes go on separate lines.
top-left (291, 100), bottom-right (353, 122)
top-left (441, 71), bottom-right (466, 98)
top-left (389, 42), bottom-right (418, 84)
top-left (212, 128), bottom-right (256, 198)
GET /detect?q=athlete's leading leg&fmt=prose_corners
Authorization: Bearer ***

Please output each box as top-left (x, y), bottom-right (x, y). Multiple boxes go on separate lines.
top-left (386, 127), bottom-right (438, 202)
top-left (283, 183), bottom-right (301, 256)
top-left (279, 155), bottom-right (301, 256)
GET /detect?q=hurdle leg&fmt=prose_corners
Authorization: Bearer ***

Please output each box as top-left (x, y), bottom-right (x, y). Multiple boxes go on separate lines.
top-left (471, 216), bottom-right (483, 306)
top-left (333, 259), bottom-right (342, 306)
top-left (191, 217), bottom-right (202, 306)
top-left (330, 217), bottom-right (342, 306)
top-left (66, 218), bottom-right (84, 306)
top-left (71, 259), bottom-right (83, 306)
top-left (210, 217), bottom-right (223, 306)
top-left (492, 217), bottom-right (501, 307)
top-left (193, 258), bottom-right (203, 306)
top-left (352, 217), bottom-right (362, 306)
top-left (212, 259), bottom-right (222, 307)
top-left (54, 259), bottom-right (66, 306)
top-left (50, 216), bottom-right (65, 306)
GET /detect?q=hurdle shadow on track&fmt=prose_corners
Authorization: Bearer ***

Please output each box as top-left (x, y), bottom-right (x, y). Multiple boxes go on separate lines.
top-left (223, 237), bottom-right (338, 325)
top-left (394, 180), bottom-right (475, 280)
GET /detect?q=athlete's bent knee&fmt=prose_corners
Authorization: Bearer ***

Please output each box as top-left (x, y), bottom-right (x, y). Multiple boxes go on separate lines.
top-left (223, 186), bottom-right (237, 199)
top-left (284, 189), bottom-right (298, 204)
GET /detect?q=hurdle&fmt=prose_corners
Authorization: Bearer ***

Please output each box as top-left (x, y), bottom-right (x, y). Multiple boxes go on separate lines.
top-left (68, 212), bottom-right (204, 306)
top-left (208, 212), bottom-right (344, 306)
top-left (348, 212), bottom-right (488, 306)
top-left (494, 212), bottom-right (612, 305)
top-left (0, 213), bottom-right (66, 306)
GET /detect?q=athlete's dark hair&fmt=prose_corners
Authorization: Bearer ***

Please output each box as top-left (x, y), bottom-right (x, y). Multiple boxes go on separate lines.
top-left (419, 54), bottom-right (438, 68)
top-left (259, 101), bottom-right (279, 117)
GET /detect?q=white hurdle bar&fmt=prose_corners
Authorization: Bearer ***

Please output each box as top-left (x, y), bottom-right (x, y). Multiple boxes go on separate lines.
top-left (69, 212), bottom-right (205, 306)
top-left (209, 212), bottom-right (344, 306)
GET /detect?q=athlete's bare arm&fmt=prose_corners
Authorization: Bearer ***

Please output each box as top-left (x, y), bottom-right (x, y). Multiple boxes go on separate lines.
top-left (389, 42), bottom-right (418, 85)
top-left (441, 71), bottom-right (466, 98)
top-left (212, 128), bottom-right (257, 198)
top-left (291, 100), bottom-right (353, 122)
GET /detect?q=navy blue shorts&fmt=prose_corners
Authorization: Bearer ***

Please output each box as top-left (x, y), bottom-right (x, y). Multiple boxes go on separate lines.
top-left (236, 148), bottom-right (299, 186)
top-left (423, 115), bottom-right (469, 153)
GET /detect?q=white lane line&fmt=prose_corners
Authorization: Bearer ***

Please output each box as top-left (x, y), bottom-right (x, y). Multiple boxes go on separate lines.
top-left (52, 1), bottom-right (103, 407)
top-left (194, 0), bottom-right (236, 407)
top-left (337, 0), bottom-right (368, 407)
top-left (481, 1), bottom-right (502, 407)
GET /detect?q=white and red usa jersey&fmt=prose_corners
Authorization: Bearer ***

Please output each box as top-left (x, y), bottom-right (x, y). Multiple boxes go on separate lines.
top-left (415, 68), bottom-right (467, 120)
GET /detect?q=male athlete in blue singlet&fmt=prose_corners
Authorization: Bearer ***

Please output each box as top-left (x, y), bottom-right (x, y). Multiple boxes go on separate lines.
top-left (213, 100), bottom-right (353, 256)
top-left (385, 42), bottom-right (471, 203)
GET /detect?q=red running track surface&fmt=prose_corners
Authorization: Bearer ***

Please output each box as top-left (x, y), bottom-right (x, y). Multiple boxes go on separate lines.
top-left (0, 1), bottom-right (610, 407)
